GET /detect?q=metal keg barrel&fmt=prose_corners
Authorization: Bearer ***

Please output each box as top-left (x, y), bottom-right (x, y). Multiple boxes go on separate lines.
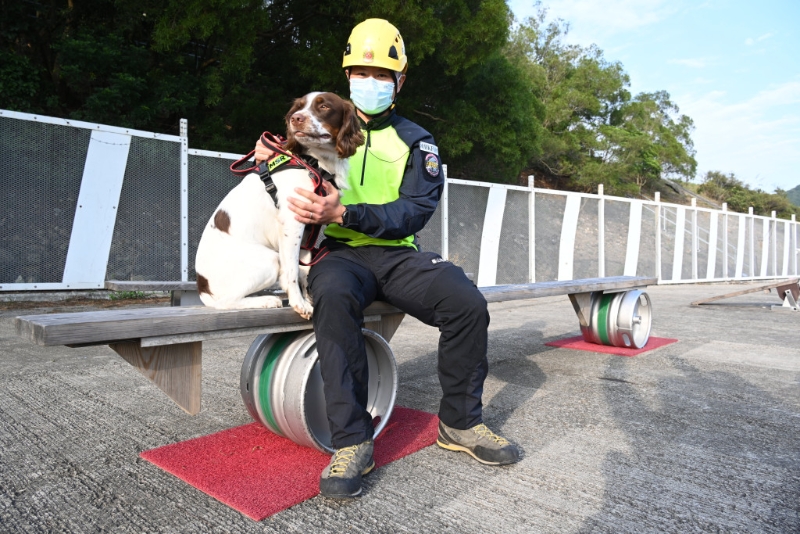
top-left (240, 328), bottom-right (398, 453)
top-left (579, 289), bottom-right (653, 349)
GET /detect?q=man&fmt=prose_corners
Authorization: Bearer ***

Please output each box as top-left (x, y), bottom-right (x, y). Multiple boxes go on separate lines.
top-left (256, 18), bottom-right (520, 499)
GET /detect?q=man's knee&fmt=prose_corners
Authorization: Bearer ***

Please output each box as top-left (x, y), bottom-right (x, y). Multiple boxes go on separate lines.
top-left (424, 266), bottom-right (488, 325)
top-left (309, 265), bottom-right (363, 310)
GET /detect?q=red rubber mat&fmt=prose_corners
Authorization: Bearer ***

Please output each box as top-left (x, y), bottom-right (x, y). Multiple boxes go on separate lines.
top-left (544, 335), bottom-right (678, 357)
top-left (140, 406), bottom-right (438, 521)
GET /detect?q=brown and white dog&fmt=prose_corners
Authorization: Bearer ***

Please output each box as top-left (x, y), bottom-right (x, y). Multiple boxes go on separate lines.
top-left (194, 92), bottom-right (363, 317)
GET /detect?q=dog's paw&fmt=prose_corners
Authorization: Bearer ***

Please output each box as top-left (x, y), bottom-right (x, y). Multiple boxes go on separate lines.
top-left (263, 295), bottom-right (283, 308)
top-left (247, 295), bottom-right (283, 309)
top-left (292, 300), bottom-right (314, 320)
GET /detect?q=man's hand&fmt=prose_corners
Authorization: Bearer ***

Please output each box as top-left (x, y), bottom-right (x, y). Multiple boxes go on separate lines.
top-left (287, 181), bottom-right (347, 225)
top-left (254, 138), bottom-right (275, 164)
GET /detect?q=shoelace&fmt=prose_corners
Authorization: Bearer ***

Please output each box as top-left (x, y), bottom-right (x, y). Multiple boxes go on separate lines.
top-left (329, 445), bottom-right (359, 476)
top-left (472, 424), bottom-right (510, 445)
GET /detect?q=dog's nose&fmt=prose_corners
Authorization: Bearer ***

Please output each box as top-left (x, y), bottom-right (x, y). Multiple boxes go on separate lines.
top-left (291, 112), bottom-right (306, 124)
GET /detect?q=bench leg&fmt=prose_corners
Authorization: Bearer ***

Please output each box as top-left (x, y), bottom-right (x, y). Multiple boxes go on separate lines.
top-left (568, 292), bottom-right (594, 328)
top-left (364, 313), bottom-right (406, 342)
top-left (110, 340), bottom-right (202, 415)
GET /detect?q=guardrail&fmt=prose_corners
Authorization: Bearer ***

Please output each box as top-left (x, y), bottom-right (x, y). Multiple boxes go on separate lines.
top-left (1, 110), bottom-right (796, 290)
top-left (427, 178), bottom-right (797, 286)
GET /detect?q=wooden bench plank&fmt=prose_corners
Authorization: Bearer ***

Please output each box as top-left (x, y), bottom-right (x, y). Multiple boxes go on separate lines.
top-left (479, 276), bottom-right (656, 304)
top-left (140, 313), bottom-right (385, 347)
top-left (690, 278), bottom-right (799, 306)
top-left (105, 280), bottom-right (198, 292)
top-left (15, 301), bottom-right (403, 347)
top-left (18, 276), bottom-right (655, 347)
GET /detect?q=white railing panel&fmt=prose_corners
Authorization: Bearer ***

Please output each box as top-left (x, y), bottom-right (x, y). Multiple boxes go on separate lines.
top-left (557, 195), bottom-right (581, 281)
top-left (477, 187), bottom-right (507, 287)
top-left (62, 131), bottom-right (130, 284)
top-left (624, 201), bottom-right (643, 276)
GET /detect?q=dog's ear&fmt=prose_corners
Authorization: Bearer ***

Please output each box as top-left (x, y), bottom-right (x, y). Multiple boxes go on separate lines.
top-left (284, 97), bottom-right (305, 153)
top-left (336, 101), bottom-right (365, 159)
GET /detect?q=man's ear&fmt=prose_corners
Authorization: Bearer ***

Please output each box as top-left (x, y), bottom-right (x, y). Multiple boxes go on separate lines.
top-left (396, 74), bottom-right (406, 93)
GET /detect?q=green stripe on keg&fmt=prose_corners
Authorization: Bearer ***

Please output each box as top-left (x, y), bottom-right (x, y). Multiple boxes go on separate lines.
top-left (258, 332), bottom-right (295, 434)
top-left (596, 293), bottom-right (614, 346)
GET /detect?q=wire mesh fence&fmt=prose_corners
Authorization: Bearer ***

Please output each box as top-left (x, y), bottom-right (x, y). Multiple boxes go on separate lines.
top-left (0, 116), bottom-right (89, 285)
top-left (1, 109), bottom-right (798, 290)
top-left (105, 137), bottom-right (182, 282)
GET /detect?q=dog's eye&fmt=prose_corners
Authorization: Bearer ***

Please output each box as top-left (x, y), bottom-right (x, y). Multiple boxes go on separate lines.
top-left (320, 104), bottom-right (329, 110)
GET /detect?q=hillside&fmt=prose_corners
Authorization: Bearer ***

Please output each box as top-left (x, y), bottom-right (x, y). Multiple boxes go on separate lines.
top-left (787, 184), bottom-right (800, 206)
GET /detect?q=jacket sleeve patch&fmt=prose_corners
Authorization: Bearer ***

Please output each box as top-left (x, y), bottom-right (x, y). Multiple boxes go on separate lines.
top-left (419, 142), bottom-right (439, 155)
top-left (424, 153), bottom-right (440, 177)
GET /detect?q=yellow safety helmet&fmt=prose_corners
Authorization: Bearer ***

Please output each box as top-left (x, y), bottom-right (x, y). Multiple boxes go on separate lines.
top-left (342, 19), bottom-right (408, 74)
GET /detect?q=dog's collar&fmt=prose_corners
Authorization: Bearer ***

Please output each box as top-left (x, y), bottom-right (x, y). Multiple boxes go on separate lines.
top-left (229, 131), bottom-right (334, 206)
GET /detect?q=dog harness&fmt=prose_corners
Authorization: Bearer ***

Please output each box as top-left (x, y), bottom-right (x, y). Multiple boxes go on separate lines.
top-left (229, 132), bottom-right (334, 265)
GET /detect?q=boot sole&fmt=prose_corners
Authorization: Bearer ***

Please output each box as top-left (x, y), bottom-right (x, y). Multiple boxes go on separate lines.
top-left (436, 438), bottom-right (509, 466)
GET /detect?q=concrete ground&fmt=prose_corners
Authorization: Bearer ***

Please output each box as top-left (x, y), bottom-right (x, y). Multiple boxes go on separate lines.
top-left (0, 281), bottom-right (798, 533)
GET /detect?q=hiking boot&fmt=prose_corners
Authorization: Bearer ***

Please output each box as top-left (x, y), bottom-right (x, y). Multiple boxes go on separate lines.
top-left (437, 421), bottom-right (520, 465)
top-left (319, 440), bottom-right (375, 498)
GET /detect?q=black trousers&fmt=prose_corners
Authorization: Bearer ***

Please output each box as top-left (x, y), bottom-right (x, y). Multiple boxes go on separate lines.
top-left (307, 241), bottom-right (490, 448)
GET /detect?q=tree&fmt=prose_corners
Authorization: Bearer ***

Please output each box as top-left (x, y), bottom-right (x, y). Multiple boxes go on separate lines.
top-left (1, 0), bottom-right (541, 180)
top-left (698, 171), bottom-right (796, 219)
top-left (505, 6), bottom-right (696, 195)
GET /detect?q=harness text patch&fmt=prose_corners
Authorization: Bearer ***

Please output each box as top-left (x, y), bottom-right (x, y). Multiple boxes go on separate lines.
top-left (268, 154), bottom-right (292, 172)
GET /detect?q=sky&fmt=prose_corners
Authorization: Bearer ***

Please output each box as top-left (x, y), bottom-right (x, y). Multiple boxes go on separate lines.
top-left (507, 0), bottom-right (800, 193)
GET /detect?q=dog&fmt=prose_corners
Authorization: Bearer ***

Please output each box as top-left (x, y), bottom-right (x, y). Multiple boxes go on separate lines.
top-left (194, 92), bottom-right (363, 317)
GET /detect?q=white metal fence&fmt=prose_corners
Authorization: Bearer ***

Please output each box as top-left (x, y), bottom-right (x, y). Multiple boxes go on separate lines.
top-left (1, 109), bottom-right (797, 291)
top-left (419, 179), bottom-right (798, 287)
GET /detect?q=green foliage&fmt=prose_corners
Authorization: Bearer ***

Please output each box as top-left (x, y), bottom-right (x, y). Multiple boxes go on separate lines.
top-left (1, 0), bottom-right (708, 191)
top-left (1, 0), bottom-right (537, 178)
top-left (697, 171), bottom-right (797, 219)
top-left (0, 51), bottom-right (41, 111)
top-left (786, 184), bottom-right (800, 207)
top-left (506, 6), bottom-right (696, 194)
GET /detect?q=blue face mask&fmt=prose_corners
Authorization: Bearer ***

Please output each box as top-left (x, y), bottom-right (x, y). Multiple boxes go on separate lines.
top-left (349, 77), bottom-right (395, 116)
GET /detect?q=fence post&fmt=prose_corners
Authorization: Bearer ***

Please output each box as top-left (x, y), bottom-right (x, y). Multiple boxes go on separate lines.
top-left (722, 203), bottom-right (728, 279)
top-left (598, 184), bottom-right (605, 277)
top-left (736, 213), bottom-right (746, 279)
top-left (441, 164), bottom-right (449, 261)
top-left (793, 214), bottom-right (798, 276)
top-left (180, 118), bottom-right (189, 282)
top-left (771, 211), bottom-right (777, 277)
top-left (748, 207), bottom-right (755, 278)
top-left (783, 217), bottom-right (791, 276)
top-left (654, 192), bottom-right (662, 282)
top-left (691, 198), bottom-right (698, 280)
top-left (528, 175), bottom-right (536, 283)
